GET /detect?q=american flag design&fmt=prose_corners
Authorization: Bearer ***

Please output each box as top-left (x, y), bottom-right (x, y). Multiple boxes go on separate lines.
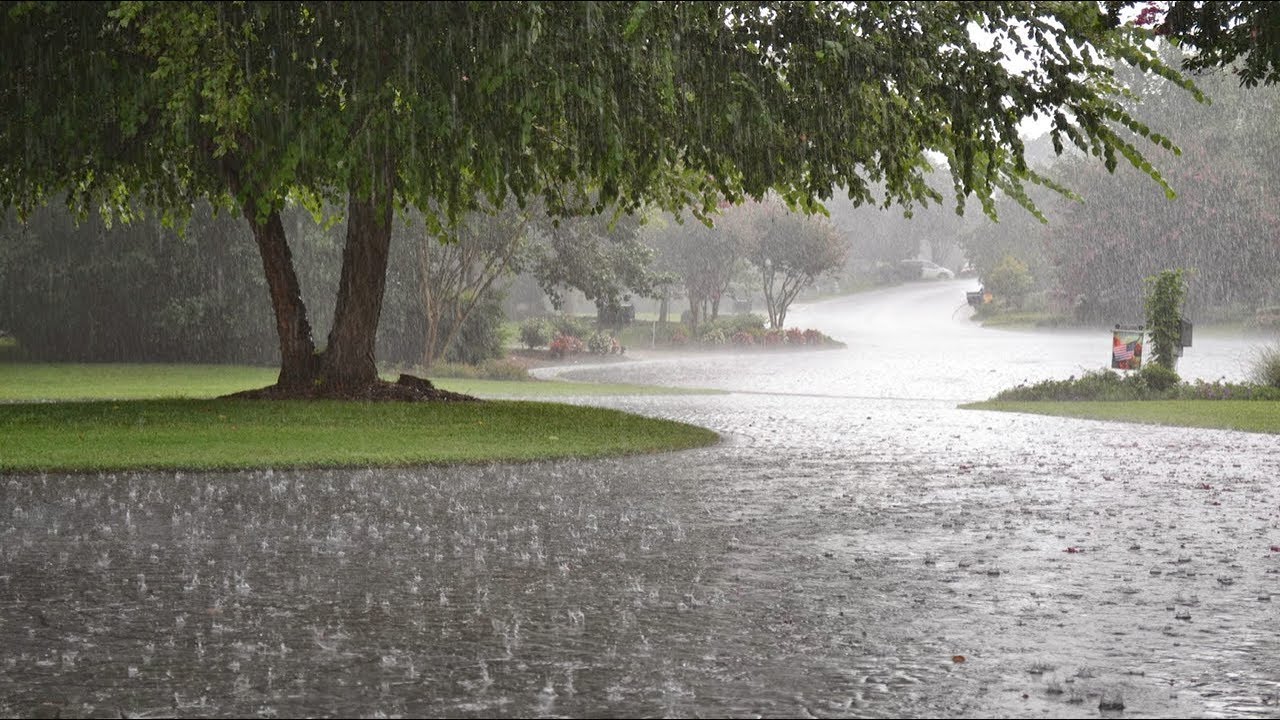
top-left (1111, 331), bottom-right (1143, 369)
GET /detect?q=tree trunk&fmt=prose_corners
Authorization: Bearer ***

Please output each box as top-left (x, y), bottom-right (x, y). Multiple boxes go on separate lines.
top-left (322, 186), bottom-right (395, 389)
top-left (658, 294), bottom-right (668, 324)
top-left (242, 205), bottom-right (319, 389)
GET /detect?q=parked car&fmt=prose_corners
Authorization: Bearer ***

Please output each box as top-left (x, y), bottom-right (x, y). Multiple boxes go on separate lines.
top-left (899, 259), bottom-right (955, 281)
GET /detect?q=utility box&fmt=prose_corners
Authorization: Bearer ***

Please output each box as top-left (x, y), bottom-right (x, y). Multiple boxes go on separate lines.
top-left (1178, 319), bottom-right (1193, 348)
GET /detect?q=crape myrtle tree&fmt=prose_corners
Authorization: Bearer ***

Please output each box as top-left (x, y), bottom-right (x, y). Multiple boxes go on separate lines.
top-left (1, 1), bottom-right (1203, 398)
top-left (644, 212), bottom-right (743, 336)
top-left (405, 201), bottom-right (530, 371)
top-left (736, 198), bottom-right (849, 329)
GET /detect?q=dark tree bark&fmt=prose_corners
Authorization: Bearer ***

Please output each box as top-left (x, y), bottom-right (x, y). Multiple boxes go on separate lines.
top-left (320, 156), bottom-right (396, 390)
top-left (217, 146), bottom-right (319, 389)
top-left (238, 197), bottom-right (319, 390)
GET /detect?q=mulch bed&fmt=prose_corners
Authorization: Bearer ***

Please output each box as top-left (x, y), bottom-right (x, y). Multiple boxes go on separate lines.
top-left (222, 374), bottom-right (480, 403)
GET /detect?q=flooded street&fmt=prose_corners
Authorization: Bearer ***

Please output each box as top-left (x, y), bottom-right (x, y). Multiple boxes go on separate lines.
top-left (4, 282), bottom-right (1279, 718)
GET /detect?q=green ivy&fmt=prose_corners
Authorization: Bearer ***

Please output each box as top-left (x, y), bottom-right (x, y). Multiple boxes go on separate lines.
top-left (1144, 268), bottom-right (1189, 371)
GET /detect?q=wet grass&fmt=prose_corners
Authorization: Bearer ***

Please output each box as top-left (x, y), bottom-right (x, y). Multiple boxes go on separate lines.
top-left (0, 363), bottom-right (719, 471)
top-left (963, 400), bottom-right (1280, 435)
top-left (0, 398), bottom-right (720, 472)
top-left (0, 363), bottom-right (711, 402)
top-left (971, 310), bottom-right (1072, 329)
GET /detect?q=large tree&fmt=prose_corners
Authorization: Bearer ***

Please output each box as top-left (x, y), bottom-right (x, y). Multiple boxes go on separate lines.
top-left (1, 1), bottom-right (1202, 397)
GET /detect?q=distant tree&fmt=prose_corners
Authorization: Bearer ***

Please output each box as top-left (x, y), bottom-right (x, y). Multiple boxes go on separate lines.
top-left (644, 212), bottom-right (743, 335)
top-left (407, 202), bottom-right (530, 370)
top-left (0, 203), bottom-right (280, 363)
top-left (2, 2), bottom-right (1205, 397)
top-left (525, 209), bottom-right (656, 325)
top-left (741, 200), bottom-right (849, 329)
top-left (1043, 49), bottom-right (1280, 323)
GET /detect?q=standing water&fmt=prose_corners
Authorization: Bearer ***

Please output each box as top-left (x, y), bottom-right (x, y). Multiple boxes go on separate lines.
top-left (3, 282), bottom-right (1278, 717)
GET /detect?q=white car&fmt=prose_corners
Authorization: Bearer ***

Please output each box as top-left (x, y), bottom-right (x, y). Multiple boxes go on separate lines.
top-left (900, 259), bottom-right (955, 280)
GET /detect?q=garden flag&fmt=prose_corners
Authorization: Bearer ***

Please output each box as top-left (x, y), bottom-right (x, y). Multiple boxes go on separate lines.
top-left (1111, 327), bottom-right (1144, 370)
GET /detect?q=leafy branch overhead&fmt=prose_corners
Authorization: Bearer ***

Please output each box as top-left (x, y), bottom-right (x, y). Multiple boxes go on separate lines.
top-left (3, 2), bottom-right (1204, 222)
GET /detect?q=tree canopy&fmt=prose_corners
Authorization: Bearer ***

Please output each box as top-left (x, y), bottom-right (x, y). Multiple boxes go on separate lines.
top-left (0, 1), bottom-right (1207, 396)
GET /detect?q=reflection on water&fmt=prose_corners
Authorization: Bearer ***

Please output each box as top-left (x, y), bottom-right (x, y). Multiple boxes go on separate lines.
top-left (3, 283), bottom-right (1278, 717)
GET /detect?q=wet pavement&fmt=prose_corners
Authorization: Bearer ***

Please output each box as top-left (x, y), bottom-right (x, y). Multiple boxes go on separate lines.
top-left (3, 281), bottom-right (1279, 718)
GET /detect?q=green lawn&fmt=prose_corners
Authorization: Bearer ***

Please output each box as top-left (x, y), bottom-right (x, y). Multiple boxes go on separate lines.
top-left (963, 399), bottom-right (1280, 435)
top-left (0, 363), bottom-right (711, 402)
top-left (0, 363), bottom-right (719, 472)
top-left (0, 399), bottom-right (719, 472)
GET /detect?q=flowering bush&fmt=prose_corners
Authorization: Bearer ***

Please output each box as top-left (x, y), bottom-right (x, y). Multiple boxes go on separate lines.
top-left (802, 328), bottom-right (824, 346)
top-left (670, 328), bottom-right (689, 345)
top-left (763, 329), bottom-right (785, 346)
top-left (587, 331), bottom-right (614, 354)
top-left (701, 328), bottom-right (728, 345)
top-left (785, 328), bottom-right (805, 344)
top-left (731, 331), bottom-right (755, 346)
top-left (584, 332), bottom-right (623, 354)
top-left (549, 333), bottom-right (585, 359)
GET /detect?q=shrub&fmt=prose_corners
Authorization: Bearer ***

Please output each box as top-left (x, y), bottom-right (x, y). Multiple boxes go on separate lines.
top-left (763, 329), bottom-right (784, 346)
top-left (802, 328), bottom-right (823, 346)
top-left (785, 327), bottom-right (805, 344)
top-left (549, 333), bottom-right (585, 359)
top-left (986, 256), bottom-right (1034, 309)
top-left (991, 366), bottom-right (1280, 402)
top-left (731, 331), bottom-right (755, 346)
top-left (442, 293), bottom-right (507, 366)
top-left (550, 315), bottom-right (594, 340)
top-left (519, 317), bottom-right (552, 350)
top-left (1138, 363), bottom-right (1180, 392)
top-left (587, 331), bottom-right (615, 354)
top-left (670, 328), bottom-right (689, 345)
top-left (700, 328), bottom-right (728, 345)
top-left (700, 315), bottom-right (766, 338)
top-left (1251, 343), bottom-right (1280, 388)
top-left (994, 369), bottom-right (1140, 402)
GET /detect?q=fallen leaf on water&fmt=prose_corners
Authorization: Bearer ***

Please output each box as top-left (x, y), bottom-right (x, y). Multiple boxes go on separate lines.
top-left (1064, 547), bottom-right (1083, 554)
top-left (951, 655), bottom-right (966, 663)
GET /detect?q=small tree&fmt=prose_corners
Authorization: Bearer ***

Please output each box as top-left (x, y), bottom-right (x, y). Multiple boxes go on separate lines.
top-left (1144, 268), bottom-right (1189, 371)
top-left (741, 199), bottom-right (849, 329)
top-left (412, 202), bottom-right (530, 370)
top-left (985, 256), bottom-right (1034, 310)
